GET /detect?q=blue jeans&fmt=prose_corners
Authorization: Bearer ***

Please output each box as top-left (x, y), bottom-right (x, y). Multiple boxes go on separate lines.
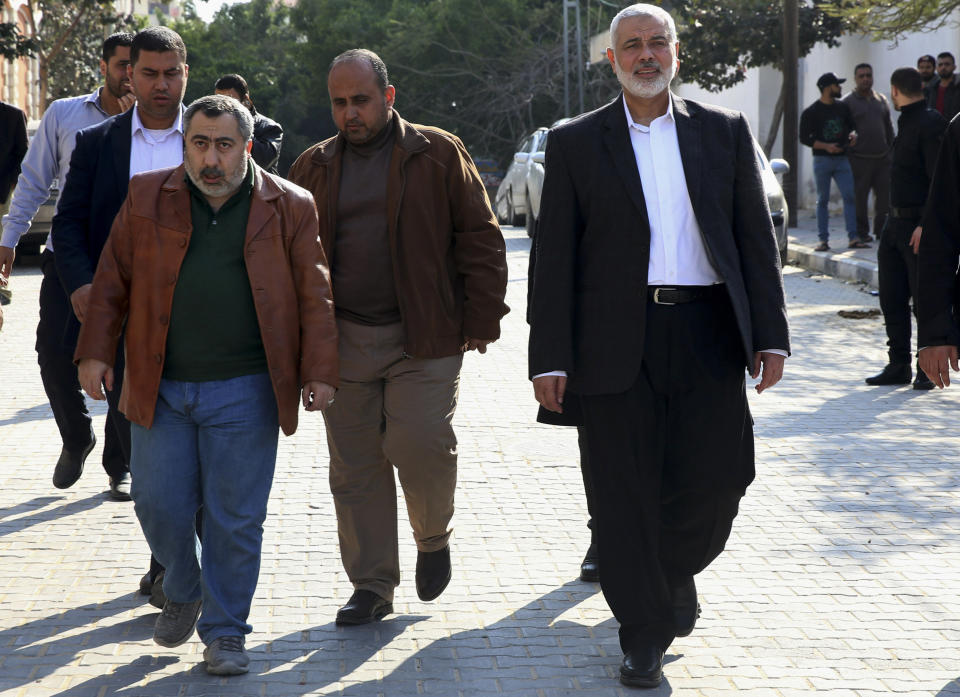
top-left (812, 155), bottom-right (858, 242)
top-left (129, 373), bottom-right (279, 644)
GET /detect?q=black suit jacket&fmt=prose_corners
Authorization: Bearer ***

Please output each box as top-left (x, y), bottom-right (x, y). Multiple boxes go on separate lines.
top-left (528, 94), bottom-right (790, 396)
top-left (918, 116), bottom-right (960, 347)
top-left (52, 109), bottom-right (135, 348)
top-left (0, 101), bottom-right (28, 202)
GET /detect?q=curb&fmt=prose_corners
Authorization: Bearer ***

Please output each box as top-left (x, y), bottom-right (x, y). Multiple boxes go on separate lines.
top-left (787, 241), bottom-right (879, 288)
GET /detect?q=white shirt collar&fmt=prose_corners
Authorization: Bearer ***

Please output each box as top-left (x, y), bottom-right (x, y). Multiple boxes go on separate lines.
top-left (622, 93), bottom-right (675, 132)
top-left (131, 104), bottom-right (184, 138)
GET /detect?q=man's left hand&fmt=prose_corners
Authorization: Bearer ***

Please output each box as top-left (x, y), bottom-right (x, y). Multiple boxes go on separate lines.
top-left (302, 381), bottom-right (336, 412)
top-left (751, 351), bottom-right (785, 393)
top-left (118, 93), bottom-right (136, 113)
top-left (910, 226), bottom-right (923, 255)
top-left (463, 337), bottom-right (494, 354)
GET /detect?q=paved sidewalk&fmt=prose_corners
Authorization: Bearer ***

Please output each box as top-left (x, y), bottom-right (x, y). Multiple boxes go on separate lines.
top-left (787, 209), bottom-right (880, 288)
top-left (1, 228), bottom-right (959, 696)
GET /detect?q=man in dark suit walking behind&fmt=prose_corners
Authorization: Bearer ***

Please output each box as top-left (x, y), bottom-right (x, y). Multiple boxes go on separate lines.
top-left (0, 99), bottom-right (27, 226)
top-left (528, 3), bottom-right (789, 688)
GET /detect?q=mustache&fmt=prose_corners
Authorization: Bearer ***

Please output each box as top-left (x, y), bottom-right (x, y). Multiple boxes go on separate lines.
top-left (199, 167), bottom-right (225, 178)
top-left (635, 61), bottom-right (661, 72)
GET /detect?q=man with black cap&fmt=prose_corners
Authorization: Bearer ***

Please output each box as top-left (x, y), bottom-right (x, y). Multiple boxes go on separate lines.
top-left (800, 72), bottom-right (863, 251)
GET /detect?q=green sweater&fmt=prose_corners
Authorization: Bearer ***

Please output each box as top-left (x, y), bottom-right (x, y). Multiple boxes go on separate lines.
top-left (162, 162), bottom-right (267, 381)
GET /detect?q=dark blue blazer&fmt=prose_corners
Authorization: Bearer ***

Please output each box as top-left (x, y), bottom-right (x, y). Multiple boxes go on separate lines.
top-left (528, 94), bottom-right (790, 395)
top-left (52, 109), bottom-right (134, 348)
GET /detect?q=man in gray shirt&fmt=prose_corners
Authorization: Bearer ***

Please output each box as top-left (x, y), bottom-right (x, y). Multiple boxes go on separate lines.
top-left (843, 62), bottom-right (895, 243)
top-left (0, 32), bottom-right (135, 498)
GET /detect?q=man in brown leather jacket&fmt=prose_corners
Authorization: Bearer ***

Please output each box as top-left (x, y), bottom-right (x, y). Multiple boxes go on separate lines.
top-left (288, 49), bottom-right (508, 626)
top-left (75, 95), bottom-right (338, 675)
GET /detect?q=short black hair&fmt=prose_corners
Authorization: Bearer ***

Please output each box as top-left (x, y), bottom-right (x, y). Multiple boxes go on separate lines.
top-left (918, 54), bottom-right (936, 67)
top-left (938, 51), bottom-right (955, 62)
top-left (329, 49), bottom-right (389, 92)
top-left (184, 94), bottom-right (254, 143)
top-left (102, 32), bottom-right (134, 62)
top-left (854, 63), bottom-right (872, 74)
top-left (214, 73), bottom-right (257, 115)
top-left (891, 67), bottom-right (923, 97)
top-left (130, 26), bottom-right (187, 66)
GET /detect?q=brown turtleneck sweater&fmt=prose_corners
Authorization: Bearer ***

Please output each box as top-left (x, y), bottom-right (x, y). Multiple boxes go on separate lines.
top-left (332, 115), bottom-right (401, 326)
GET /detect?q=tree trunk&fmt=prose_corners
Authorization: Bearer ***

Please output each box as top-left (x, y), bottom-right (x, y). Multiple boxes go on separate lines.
top-left (764, 80), bottom-right (786, 157)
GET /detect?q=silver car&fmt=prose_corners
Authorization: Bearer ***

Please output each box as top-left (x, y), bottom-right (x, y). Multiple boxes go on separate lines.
top-left (494, 128), bottom-right (547, 234)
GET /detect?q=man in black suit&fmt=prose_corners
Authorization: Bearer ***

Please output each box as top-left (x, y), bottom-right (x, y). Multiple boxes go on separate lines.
top-left (52, 25), bottom-right (189, 603)
top-left (918, 108), bottom-right (960, 388)
top-left (528, 3), bottom-right (789, 688)
top-left (0, 99), bottom-right (27, 237)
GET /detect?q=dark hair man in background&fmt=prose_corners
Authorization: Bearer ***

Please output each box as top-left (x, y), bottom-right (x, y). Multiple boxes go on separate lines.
top-left (866, 68), bottom-right (946, 390)
top-left (800, 72), bottom-right (861, 251)
top-left (842, 63), bottom-right (894, 243)
top-left (289, 48), bottom-right (508, 628)
top-left (0, 99), bottom-right (27, 233)
top-left (918, 54), bottom-right (936, 90)
top-left (0, 32), bottom-right (134, 497)
top-left (214, 74), bottom-right (283, 175)
top-left (924, 51), bottom-right (960, 121)
top-left (52, 25), bottom-right (189, 599)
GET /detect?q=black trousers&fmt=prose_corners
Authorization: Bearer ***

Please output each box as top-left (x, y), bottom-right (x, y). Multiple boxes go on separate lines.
top-left (577, 428), bottom-right (595, 536)
top-left (579, 292), bottom-right (752, 653)
top-left (877, 217), bottom-right (920, 365)
top-left (36, 250), bottom-right (127, 477)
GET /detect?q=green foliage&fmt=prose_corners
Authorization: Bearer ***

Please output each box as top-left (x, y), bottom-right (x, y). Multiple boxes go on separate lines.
top-left (675, 0), bottom-right (852, 91)
top-left (825, 0), bottom-right (958, 40)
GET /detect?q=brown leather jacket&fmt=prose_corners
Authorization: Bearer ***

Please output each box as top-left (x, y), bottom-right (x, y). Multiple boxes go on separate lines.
top-left (74, 164), bottom-right (338, 436)
top-left (288, 113), bottom-right (509, 358)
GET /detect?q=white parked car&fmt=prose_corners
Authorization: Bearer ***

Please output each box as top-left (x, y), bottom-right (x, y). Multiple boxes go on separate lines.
top-left (494, 127), bottom-right (547, 234)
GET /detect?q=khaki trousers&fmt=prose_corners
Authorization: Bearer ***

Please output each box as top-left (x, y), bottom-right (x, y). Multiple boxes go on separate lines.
top-left (324, 319), bottom-right (462, 601)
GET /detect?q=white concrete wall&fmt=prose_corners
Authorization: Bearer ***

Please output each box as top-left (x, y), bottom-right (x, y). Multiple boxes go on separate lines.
top-left (673, 17), bottom-right (960, 210)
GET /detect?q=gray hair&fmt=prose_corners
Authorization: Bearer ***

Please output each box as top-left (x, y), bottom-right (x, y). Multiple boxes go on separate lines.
top-left (609, 3), bottom-right (677, 49)
top-left (184, 95), bottom-right (254, 143)
top-left (329, 48), bottom-right (389, 92)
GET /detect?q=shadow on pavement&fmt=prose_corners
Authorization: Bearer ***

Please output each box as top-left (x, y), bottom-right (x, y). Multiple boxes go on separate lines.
top-left (43, 581), bottom-right (680, 696)
top-left (0, 493), bottom-right (104, 538)
top-left (0, 403), bottom-right (55, 427)
top-left (937, 679), bottom-right (960, 695)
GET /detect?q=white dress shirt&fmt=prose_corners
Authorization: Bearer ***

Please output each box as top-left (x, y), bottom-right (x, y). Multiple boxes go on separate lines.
top-left (624, 96), bottom-right (723, 286)
top-left (130, 105), bottom-right (184, 178)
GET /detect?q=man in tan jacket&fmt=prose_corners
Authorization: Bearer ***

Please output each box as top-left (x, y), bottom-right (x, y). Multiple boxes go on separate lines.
top-left (289, 49), bottom-right (508, 625)
top-left (76, 95), bottom-right (337, 675)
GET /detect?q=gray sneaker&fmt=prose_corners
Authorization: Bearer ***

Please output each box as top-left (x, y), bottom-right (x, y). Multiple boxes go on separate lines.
top-left (153, 598), bottom-right (202, 648)
top-left (204, 635), bottom-right (249, 675)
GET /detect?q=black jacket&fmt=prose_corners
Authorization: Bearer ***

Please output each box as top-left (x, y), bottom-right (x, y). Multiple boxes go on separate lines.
top-left (0, 101), bottom-right (28, 202)
top-left (918, 117), bottom-right (960, 347)
top-left (252, 113), bottom-right (283, 175)
top-left (924, 75), bottom-right (960, 122)
top-left (890, 101), bottom-right (947, 212)
top-left (528, 95), bottom-right (789, 395)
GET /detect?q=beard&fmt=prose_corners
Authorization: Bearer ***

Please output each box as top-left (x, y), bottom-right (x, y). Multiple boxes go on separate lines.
top-left (186, 152), bottom-right (249, 199)
top-left (615, 57), bottom-right (677, 99)
top-left (105, 73), bottom-right (130, 100)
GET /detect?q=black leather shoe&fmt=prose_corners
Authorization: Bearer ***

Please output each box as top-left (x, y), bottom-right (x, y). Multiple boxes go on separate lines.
top-left (865, 363), bottom-right (911, 385)
top-left (619, 645), bottom-right (664, 688)
top-left (914, 367), bottom-right (935, 390)
top-left (672, 576), bottom-right (701, 638)
top-left (580, 542), bottom-right (599, 582)
top-left (108, 473), bottom-right (132, 501)
top-left (139, 572), bottom-right (154, 595)
top-left (52, 436), bottom-right (96, 489)
top-left (416, 545), bottom-right (451, 601)
top-left (335, 590), bottom-right (393, 625)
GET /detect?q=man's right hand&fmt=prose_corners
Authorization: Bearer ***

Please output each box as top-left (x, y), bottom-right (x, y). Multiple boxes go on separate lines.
top-left (71, 283), bottom-right (92, 322)
top-left (78, 358), bottom-right (113, 400)
top-left (0, 246), bottom-right (14, 284)
top-left (118, 93), bottom-right (136, 112)
top-left (824, 143), bottom-right (843, 154)
top-left (533, 375), bottom-right (567, 413)
top-left (919, 345), bottom-right (959, 388)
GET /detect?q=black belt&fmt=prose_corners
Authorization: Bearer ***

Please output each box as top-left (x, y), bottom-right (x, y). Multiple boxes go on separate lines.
top-left (890, 206), bottom-right (923, 220)
top-left (648, 284), bottom-right (725, 305)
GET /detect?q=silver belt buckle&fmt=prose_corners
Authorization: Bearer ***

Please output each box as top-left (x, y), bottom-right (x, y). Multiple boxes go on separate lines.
top-left (653, 287), bottom-right (676, 306)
